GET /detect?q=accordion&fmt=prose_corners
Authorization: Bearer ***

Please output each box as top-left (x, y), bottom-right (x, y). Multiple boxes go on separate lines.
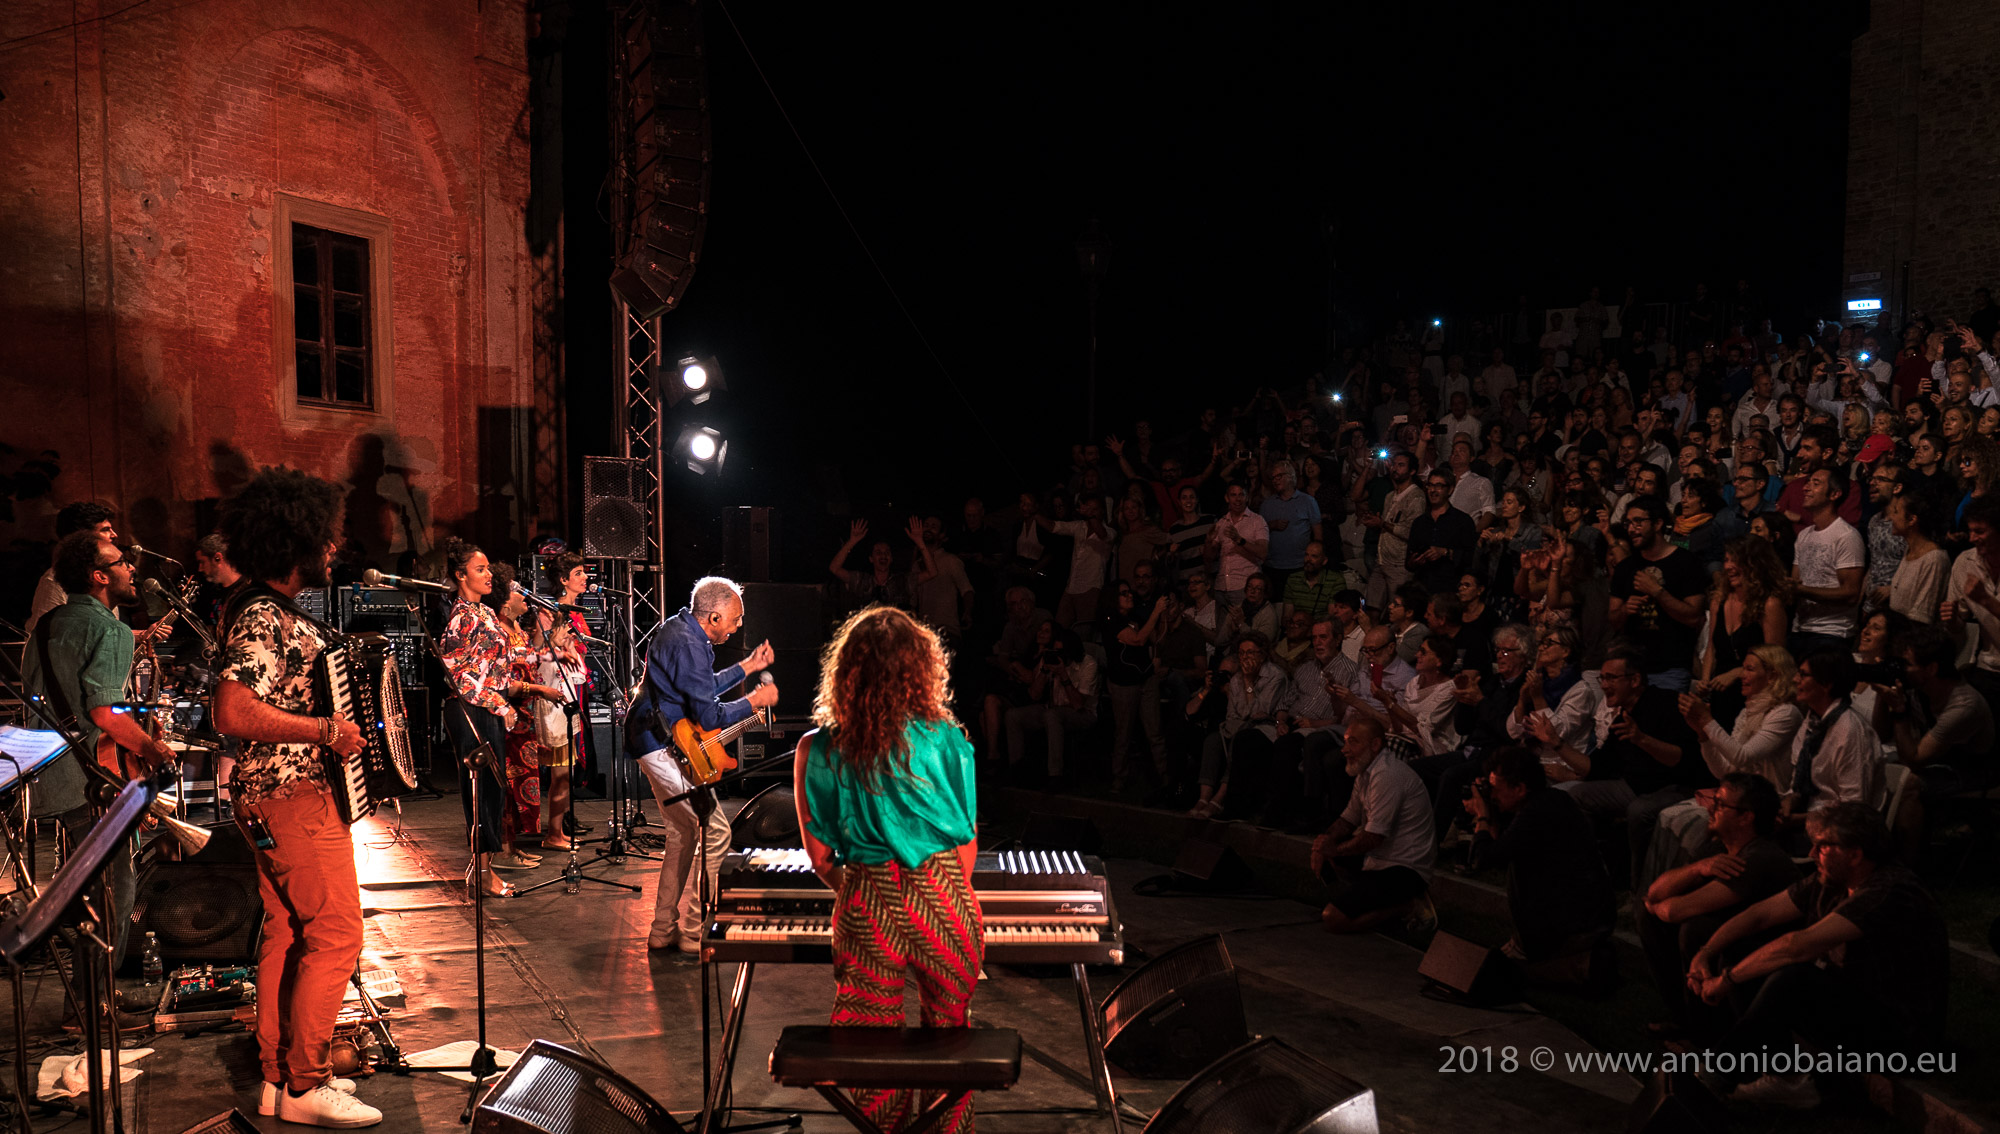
top-left (313, 633), bottom-right (421, 824)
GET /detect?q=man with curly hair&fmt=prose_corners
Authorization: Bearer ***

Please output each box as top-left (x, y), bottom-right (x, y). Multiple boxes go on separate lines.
top-left (628, 576), bottom-right (779, 952)
top-left (210, 468), bottom-right (382, 1128)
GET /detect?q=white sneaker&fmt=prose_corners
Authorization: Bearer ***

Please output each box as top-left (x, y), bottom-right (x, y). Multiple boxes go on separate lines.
top-left (276, 1082), bottom-right (382, 1127)
top-left (1728, 1073), bottom-right (1820, 1111)
top-left (260, 1079), bottom-right (357, 1117)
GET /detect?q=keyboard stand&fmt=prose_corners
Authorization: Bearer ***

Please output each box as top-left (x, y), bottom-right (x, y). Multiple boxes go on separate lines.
top-left (695, 958), bottom-right (1123, 1134)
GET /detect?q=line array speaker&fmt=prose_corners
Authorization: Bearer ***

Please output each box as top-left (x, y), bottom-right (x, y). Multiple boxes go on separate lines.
top-left (610, 0), bottom-right (709, 320)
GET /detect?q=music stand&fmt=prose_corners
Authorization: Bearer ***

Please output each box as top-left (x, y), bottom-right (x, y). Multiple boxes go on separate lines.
top-left (0, 778), bottom-right (158, 1134)
top-left (0, 728), bottom-right (73, 895)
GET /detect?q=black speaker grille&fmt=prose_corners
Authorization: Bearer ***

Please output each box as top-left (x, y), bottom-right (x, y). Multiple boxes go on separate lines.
top-left (142, 867), bottom-right (258, 954)
top-left (1102, 934), bottom-right (1232, 1042)
top-left (473, 1040), bottom-right (682, 1134)
top-left (1147, 1038), bottom-right (1378, 1134)
top-left (731, 785), bottom-right (800, 849)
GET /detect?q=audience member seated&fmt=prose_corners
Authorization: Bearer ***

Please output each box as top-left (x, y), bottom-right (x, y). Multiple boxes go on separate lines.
top-left (1310, 717), bottom-right (1436, 934)
top-left (1467, 746), bottom-right (1617, 981)
top-left (1650, 645), bottom-right (1804, 880)
top-left (1268, 616), bottom-right (1350, 831)
top-left (1282, 539), bottom-right (1343, 621)
top-left (1871, 622), bottom-right (1997, 796)
top-left (1418, 622), bottom-right (1534, 838)
top-left (1639, 774), bottom-right (1798, 1038)
top-left (1689, 804), bottom-right (1947, 1111)
top-left (1002, 626), bottom-right (1099, 790)
top-left (1421, 594), bottom-right (1492, 675)
top-left (1190, 634), bottom-right (1289, 819)
top-left (1784, 651), bottom-right (1886, 833)
top-left (1533, 644), bottom-right (1706, 885)
top-left (1342, 634), bottom-right (1461, 758)
top-left (1221, 571), bottom-right (1282, 645)
top-left (1271, 609), bottom-right (1313, 672)
top-left (1385, 583), bottom-right (1431, 664)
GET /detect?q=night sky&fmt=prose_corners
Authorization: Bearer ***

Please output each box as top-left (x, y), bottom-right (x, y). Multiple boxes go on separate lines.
top-left (561, 1), bottom-right (1862, 576)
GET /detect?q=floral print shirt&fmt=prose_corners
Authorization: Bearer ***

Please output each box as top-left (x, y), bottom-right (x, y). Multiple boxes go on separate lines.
top-left (440, 598), bottom-right (517, 715)
top-left (221, 596), bottom-right (332, 803)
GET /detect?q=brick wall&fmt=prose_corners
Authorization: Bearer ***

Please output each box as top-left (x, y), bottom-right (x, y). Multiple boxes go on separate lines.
top-left (0, 0), bottom-right (545, 569)
top-left (1843, 0), bottom-right (2000, 323)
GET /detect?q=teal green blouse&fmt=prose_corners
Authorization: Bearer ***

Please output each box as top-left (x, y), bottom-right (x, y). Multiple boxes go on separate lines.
top-left (802, 719), bottom-right (977, 868)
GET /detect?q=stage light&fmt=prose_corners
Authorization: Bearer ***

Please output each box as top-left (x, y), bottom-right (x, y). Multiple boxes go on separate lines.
top-left (654, 354), bottom-right (726, 407)
top-left (676, 424), bottom-right (727, 475)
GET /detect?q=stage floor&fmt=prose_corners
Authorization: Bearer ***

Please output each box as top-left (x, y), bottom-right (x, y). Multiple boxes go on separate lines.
top-left (6, 795), bottom-right (1640, 1132)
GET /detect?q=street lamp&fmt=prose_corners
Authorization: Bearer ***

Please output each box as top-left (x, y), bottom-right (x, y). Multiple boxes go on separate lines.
top-left (1075, 219), bottom-right (1111, 440)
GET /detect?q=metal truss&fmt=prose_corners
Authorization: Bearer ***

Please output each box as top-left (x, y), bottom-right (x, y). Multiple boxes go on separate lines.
top-left (617, 300), bottom-right (669, 651)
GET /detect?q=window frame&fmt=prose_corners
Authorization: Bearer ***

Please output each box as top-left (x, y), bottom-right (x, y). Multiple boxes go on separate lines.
top-left (271, 195), bottom-right (395, 427)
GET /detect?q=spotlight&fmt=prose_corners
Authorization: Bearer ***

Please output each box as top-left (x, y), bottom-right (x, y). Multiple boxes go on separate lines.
top-left (655, 354), bottom-right (725, 407)
top-left (676, 424), bottom-right (728, 475)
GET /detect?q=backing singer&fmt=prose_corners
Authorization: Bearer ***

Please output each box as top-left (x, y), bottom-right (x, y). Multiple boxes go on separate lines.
top-left (794, 604), bottom-right (981, 1134)
top-left (211, 468), bottom-right (380, 1128)
top-left (629, 576), bottom-right (777, 952)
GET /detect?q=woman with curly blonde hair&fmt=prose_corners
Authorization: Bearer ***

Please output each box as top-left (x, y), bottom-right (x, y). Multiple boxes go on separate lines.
top-left (793, 604), bottom-right (981, 1134)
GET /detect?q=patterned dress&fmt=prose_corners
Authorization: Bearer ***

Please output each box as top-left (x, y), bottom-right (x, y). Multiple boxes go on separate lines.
top-left (498, 620), bottom-right (547, 838)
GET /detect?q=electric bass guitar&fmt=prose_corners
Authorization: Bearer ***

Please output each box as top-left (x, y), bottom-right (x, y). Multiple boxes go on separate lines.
top-left (670, 704), bottom-right (773, 785)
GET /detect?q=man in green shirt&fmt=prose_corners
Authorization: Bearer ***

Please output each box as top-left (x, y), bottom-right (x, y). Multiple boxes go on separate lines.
top-left (1282, 540), bottom-right (1345, 622)
top-left (21, 530), bottom-right (175, 968)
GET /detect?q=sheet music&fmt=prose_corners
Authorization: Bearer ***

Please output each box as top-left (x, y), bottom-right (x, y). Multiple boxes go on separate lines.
top-left (0, 726), bottom-right (70, 763)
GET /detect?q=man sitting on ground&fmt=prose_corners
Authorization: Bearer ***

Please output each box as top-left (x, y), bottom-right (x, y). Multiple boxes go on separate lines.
top-left (1309, 718), bottom-right (1435, 934)
top-left (1689, 804), bottom-right (1947, 1111)
top-left (1870, 622), bottom-right (1996, 795)
top-left (1467, 746), bottom-right (1616, 977)
top-left (1639, 774), bottom-right (1797, 1038)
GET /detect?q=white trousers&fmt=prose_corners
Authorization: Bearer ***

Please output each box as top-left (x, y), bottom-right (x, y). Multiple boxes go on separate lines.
top-left (636, 749), bottom-right (732, 940)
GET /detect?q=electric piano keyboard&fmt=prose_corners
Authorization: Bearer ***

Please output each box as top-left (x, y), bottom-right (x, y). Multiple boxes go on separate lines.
top-left (702, 848), bottom-right (1124, 966)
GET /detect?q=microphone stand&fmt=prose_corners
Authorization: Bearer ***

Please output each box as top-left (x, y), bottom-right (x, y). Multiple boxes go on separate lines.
top-left (516, 612), bottom-right (636, 897)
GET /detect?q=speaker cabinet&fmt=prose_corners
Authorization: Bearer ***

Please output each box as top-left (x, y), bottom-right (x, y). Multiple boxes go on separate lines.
top-left (176, 1111), bottom-right (259, 1134)
top-left (472, 1039), bottom-right (685, 1134)
top-left (1628, 1070), bottom-right (1726, 1133)
top-left (1171, 840), bottom-right (1252, 892)
top-left (731, 784), bottom-right (800, 850)
top-left (582, 458), bottom-right (649, 560)
top-left (1143, 1036), bottom-right (1378, 1134)
top-left (132, 825), bottom-right (262, 968)
top-left (1417, 931), bottom-right (1517, 1005)
top-left (1101, 935), bottom-right (1249, 1079)
top-left (722, 506), bottom-right (778, 582)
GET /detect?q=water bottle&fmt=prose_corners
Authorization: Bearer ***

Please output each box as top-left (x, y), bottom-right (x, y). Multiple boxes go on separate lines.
top-left (141, 932), bottom-right (164, 985)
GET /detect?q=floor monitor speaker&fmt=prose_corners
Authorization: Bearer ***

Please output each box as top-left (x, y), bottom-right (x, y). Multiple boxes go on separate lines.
top-left (471, 1038), bottom-right (685, 1133)
top-left (731, 783), bottom-right (801, 850)
top-left (1100, 934), bottom-right (1249, 1079)
top-left (176, 1111), bottom-right (259, 1134)
top-left (1142, 1036), bottom-right (1378, 1133)
top-left (1171, 839), bottom-right (1253, 892)
top-left (1417, 930), bottom-right (1518, 1005)
top-left (1627, 1070), bottom-right (1727, 1133)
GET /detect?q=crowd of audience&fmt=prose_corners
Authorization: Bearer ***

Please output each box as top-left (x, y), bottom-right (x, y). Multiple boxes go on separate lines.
top-left (826, 287), bottom-right (2000, 1109)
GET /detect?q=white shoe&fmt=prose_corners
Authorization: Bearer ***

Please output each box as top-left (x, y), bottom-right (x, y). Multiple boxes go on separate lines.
top-left (276, 1082), bottom-right (382, 1127)
top-left (260, 1079), bottom-right (356, 1116)
top-left (1728, 1073), bottom-right (1820, 1111)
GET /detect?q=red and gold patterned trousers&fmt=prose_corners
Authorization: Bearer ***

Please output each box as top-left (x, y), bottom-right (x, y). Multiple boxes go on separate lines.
top-left (831, 850), bottom-right (984, 1134)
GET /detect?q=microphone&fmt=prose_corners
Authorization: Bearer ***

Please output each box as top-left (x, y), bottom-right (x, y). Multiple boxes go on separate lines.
top-left (576, 632), bottom-right (611, 649)
top-left (360, 568), bottom-right (452, 595)
top-left (129, 543), bottom-right (183, 568)
top-left (589, 583), bottom-right (630, 596)
top-left (512, 581), bottom-right (589, 614)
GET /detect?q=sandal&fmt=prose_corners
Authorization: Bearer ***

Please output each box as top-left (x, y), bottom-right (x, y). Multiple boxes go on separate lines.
top-left (482, 879), bottom-right (517, 899)
top-left (541, 833), bottom-right (573, 851)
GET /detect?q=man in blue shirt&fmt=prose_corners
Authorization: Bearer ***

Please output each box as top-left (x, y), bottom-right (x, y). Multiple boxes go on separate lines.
top-left (1259, 460), bottom-right (1323, 595)
top-left (632, 576), bottom-right (779, 952)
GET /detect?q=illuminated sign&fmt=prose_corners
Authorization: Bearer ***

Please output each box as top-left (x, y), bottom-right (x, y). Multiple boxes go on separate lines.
top-left (1846, 298), bottom-right (1884, 313)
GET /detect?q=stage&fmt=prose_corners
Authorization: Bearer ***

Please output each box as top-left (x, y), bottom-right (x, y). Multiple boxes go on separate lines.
top-left (4, 795), bottom-right (1644, 1133)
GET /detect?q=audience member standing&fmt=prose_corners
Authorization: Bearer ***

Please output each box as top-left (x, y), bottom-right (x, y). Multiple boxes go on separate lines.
top-left (1788, 468), bottom-right (1866, 660)
top-left (1608, 496), bottom-right (1711, 692)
